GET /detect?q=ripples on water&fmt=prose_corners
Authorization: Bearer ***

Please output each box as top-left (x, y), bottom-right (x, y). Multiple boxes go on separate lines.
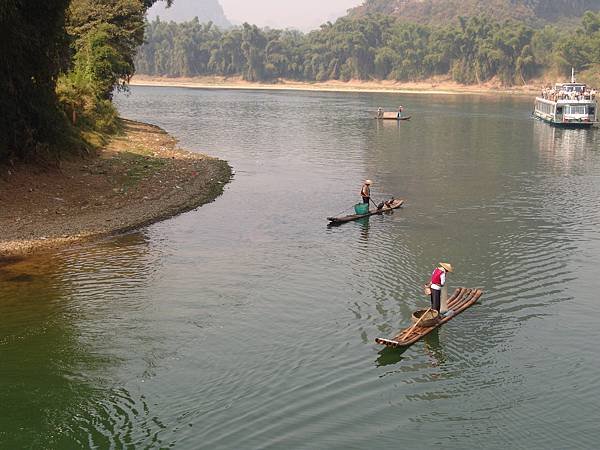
top-left (1, 89), bottom-right (599, 448)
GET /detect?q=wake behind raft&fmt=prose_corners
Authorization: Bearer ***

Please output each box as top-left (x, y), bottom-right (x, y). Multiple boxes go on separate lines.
top-left (376, 288), bottom-right (484, 349)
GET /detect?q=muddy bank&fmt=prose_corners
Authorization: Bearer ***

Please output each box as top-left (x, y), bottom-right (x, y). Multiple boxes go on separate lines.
top-left (0, 119), bottom-right (231, 258)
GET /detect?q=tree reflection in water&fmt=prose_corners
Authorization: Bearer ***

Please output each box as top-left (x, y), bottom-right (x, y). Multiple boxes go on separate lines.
top-left (0, 231), bottom-right (166, 448)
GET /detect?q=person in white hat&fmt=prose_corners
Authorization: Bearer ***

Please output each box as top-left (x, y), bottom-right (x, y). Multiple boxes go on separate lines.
top-left (429, 262), bottom-right (453, 316)
top-left (397, 106), bottom-right (403, 119)
top-left (360, 179), bottom-right (372, 205)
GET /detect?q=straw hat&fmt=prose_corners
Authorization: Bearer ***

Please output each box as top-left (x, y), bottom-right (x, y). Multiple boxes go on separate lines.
top-left (439, 262), bottom-right (454, 273)
top-left (364, 179), bottom-right (372, 185)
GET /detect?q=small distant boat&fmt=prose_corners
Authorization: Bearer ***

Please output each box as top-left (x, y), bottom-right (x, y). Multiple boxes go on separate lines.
top-left (375, 288), bottom-right (483, 349)
top-left (374, 112), bottom-right (411, 121)
top-left (533, 69), bottom-right (597, 129)
top-left (327, 199), bottom-right (404, 224)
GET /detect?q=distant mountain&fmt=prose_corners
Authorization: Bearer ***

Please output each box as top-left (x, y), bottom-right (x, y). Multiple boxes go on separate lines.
top-left (349, 0), bottom-right (600, 26)
top-left (148, 0), bottom-right (231, 28)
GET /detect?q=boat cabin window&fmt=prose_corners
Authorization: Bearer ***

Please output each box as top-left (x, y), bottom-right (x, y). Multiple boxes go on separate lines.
top-left (565, 105), bottom-right (587, 115)
top-left (589, 106), bottom-right (595, 116)
top-left (536, 101), bottom-right (556, 115)
top-left (556, 106), bottom-right (563, 114)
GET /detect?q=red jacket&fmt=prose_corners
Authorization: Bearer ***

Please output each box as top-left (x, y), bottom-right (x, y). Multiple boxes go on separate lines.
top-left (431, 268), bottom-right (444, 285)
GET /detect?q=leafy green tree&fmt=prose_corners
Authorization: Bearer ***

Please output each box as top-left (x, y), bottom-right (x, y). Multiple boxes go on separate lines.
top-left (0, 0), bottom-right (70, 161)
top-left (0, 0), bottom-right (172, 162)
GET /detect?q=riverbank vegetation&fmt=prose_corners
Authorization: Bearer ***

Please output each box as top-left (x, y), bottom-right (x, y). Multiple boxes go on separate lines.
top-left (135, 12), bottom-right (600, 88)
top-left (0, 0), bottom-right (170, 162)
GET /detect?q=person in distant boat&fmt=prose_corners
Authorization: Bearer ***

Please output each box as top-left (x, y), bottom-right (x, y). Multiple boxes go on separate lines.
top-left (397, 106), bottom-right (403, 119)
top-left (360, 179), bottom-right (372, 205)
top-left (377, 107), bottom-right (384, 119)
top-left (429, 262), bottom-right (453, 316)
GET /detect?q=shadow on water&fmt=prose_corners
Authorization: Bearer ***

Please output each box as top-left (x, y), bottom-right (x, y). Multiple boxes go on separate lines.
top-left (326, 212), bottom-right (372, 229)
top-left (6, 273), bottom-right (35, 283)
top-left (376, 345), bottom-right (410, 367)
top-left (0, 256), bottom-right (25, 270)
top-left (375, 329), bottom-right (445, 368)
top-left (326, 211), bottom-right (394, 231)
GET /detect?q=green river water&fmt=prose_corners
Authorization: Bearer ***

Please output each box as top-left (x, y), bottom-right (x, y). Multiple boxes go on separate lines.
top-left (1, 87), bottom-right (599, 449)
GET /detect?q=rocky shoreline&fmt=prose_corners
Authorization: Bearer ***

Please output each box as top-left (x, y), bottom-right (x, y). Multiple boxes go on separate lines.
top-left (0, 119), bottom-right (231, 258)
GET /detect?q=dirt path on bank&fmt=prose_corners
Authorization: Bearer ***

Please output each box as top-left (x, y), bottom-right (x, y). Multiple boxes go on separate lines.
top-left (0, 120), bottom-right (231, 258)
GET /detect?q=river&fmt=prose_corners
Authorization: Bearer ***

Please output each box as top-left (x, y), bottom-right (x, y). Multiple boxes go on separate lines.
top-left (1, 87), bottom-right (599, 449)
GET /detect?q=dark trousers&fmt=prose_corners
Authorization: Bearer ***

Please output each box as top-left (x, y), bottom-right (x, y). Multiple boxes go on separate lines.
top-left (362, 196), bottom-right (370, 204)
top-left (430, 289), bottom-right (441, 312)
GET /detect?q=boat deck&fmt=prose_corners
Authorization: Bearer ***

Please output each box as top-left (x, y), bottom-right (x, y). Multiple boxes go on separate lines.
top-left (327, 199), bottom-right (404, 224)
top-left (375, 112), bottom-right (411, 120)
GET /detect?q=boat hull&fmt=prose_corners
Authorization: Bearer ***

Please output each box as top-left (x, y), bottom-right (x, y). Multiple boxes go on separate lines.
top-left (374, 116), bottom-right (411, 121)
top-left (533, 113), bottom-right (596, 129)
top-left (375, 288), bottom-right (483, 349)
top-left (327, 199), bottom-right (404, 224)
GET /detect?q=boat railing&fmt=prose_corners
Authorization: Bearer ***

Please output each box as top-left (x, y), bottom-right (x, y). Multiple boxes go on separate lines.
top-left (540, 88), bottom-right (597, 102)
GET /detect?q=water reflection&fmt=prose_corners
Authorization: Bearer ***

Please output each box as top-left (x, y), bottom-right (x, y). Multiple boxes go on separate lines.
top-left (358, 217), bottom-right (370, 241)
top-left (0, 255), bottom-right (91, 447)
top-left (376, 346), bottom-right (409, 367)
top-left (0, 231), bottom-right (168, 447)
top-left (423, 330), bottom-right (447, 366)
top-left (0, 88), bottom-right (596, 448)
top-left (375, 118), bottom-right (405, 136)
top-left (532, 120), bottom-right (599, 171)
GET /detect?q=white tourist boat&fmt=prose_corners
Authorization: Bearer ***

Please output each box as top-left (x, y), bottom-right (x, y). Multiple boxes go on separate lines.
top-left (533, 69), bottom-right (598, 128)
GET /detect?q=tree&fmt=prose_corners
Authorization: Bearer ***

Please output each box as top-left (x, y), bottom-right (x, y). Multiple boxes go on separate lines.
top-left (133, 11), bottom-right (596, 89)
top-left (0, 0), bottom-right (173, 162)
top-left (0, 0), bottom-right (70, 161)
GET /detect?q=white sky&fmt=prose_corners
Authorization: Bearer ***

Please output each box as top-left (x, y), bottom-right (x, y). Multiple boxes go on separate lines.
top-left (219, 0), bottom-right (363, 30)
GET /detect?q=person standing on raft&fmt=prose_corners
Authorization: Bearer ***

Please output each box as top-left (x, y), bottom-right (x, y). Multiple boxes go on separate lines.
top-left (360, 179), bottom-right (372, 205)
top-left (429, 263), bottom-right (453, 315)
top-left (397, 106), bottom-right (403, 119)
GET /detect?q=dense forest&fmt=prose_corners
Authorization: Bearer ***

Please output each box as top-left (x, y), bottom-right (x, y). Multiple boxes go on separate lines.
top-left (135, 12), bottom-right (600, 86)
top-left (3, 0), bottom-right (600, 164)
top-left (349, 0), bottom-right (600, 26)
top-left (0, 0), bottom-right (170, 162)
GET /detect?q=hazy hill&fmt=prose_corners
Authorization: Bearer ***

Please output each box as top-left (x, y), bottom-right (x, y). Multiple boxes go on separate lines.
top-left (349, 0), bottom-right (600, 26)
top-left (148, 0), bottom-right (231, 28)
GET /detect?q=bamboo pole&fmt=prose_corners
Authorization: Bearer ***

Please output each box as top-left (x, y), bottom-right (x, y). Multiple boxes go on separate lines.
top-left (400, 307), bottom-right (433, 341)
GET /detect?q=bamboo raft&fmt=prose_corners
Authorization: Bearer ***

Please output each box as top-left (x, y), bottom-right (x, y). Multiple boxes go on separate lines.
top-left (327, 199), bottom-right (404, 224)
top-left (374, 112), bottom-right (412, 121)
top-left (375, 288), bottom-right (483, 348)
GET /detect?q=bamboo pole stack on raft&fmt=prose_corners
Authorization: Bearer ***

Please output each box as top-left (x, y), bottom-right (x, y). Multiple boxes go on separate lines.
top-left (376, 288), bottom-right (483, 349)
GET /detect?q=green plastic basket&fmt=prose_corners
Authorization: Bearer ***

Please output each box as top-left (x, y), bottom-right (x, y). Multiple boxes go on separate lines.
top-left (354, 203), bottom-right (369, 215)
